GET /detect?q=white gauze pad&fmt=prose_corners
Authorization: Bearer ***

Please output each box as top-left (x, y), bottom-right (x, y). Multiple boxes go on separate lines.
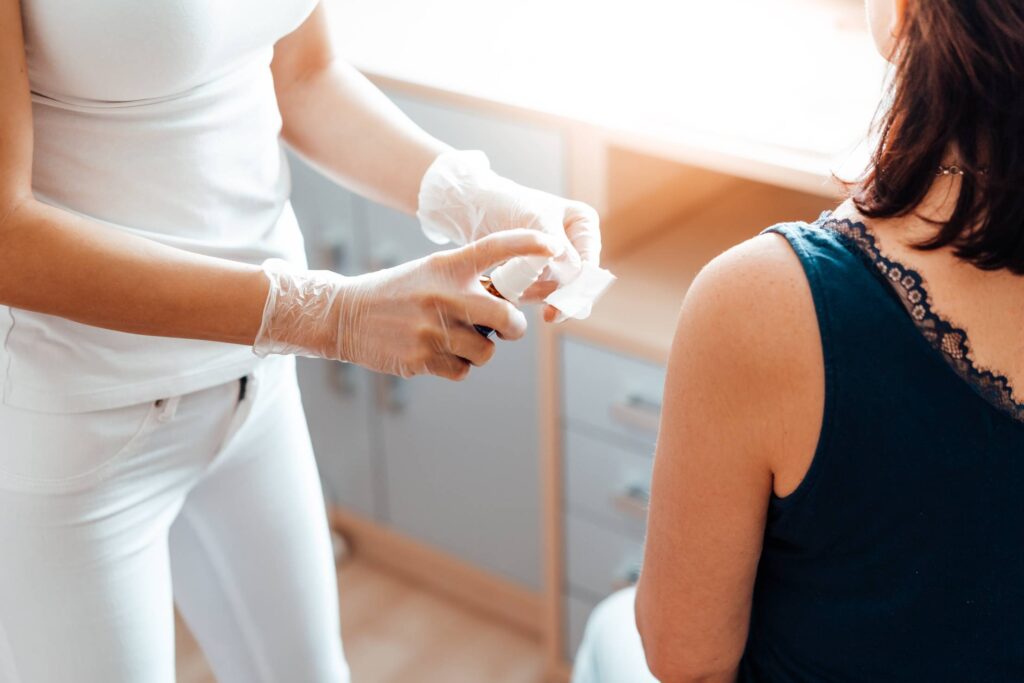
top-left (543, 262), bottom-right (617, 320)
top-left (491, 256), bottom-right (616, 321)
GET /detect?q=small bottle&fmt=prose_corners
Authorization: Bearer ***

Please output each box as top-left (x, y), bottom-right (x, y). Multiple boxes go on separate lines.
top-left (474, 256), bottom-right (549, 338)
top-left (474, 276), bottom-right (504, 338)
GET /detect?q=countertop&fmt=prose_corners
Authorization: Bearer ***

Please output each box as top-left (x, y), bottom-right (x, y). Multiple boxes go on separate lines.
top-left (330, 0), bottom-right (889, 194)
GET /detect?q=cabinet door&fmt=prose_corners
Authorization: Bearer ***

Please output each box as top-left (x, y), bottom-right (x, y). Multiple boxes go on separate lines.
top-left (288, 151), bottom-right (382, 520)
top-left (368, 93), bottom-right (566, 589)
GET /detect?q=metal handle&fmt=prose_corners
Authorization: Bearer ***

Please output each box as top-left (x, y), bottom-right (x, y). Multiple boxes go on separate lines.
top-left (328, 362), bottom-right (357, 398)
top-left (609, 394), bottom-right (662, 434)
top-left (377, 374), bottom-right (408, 414)
top-left (315, 230), bottom-right (349, 272)
top-left (368, 251), bottom-right (413, 414)
top-left (326, 241), bottom-right (348, 273)
top-left (369, 250), bottom-right (399, 272)
top-left (611, 483), bottom-right (651, 518)
top-left (612, 562), bottom-right (642, 591)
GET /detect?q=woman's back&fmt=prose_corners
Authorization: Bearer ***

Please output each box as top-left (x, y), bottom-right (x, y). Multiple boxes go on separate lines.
top-left (739, 208), bottom-right (1024, 682)
top-left (618, 2), bottom-right (1024, 681)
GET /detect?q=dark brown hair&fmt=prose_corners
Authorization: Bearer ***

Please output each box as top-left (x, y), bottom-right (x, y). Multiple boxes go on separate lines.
top-left (853, 1), bottom-right (1024, 273)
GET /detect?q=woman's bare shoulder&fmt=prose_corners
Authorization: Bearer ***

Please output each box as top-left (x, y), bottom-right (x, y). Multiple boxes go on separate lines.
top-left (636, 227), bottom-right (829, 675)
top-left (684, 230), bottom-right (821, 362)
top-left (671, 229), bottom-right (825, 495)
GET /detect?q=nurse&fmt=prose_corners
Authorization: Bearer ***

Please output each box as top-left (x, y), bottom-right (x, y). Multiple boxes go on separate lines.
top-left (0, 2), bottom-right (600, 682)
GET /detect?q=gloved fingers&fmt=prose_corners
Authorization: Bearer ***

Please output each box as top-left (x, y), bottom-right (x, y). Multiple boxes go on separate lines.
top-left (441, 228), bottom-right (562, 279)
top-left (391, 328), bottom-right (471, 381)
top-left (464, 293), bottom-right (529, 341)
top-left (404, 299), bottom-right (495, 374)
top-left (507, 197), bottom-right (582, 281)
top-left (563, 201), bottom-right (602, 265)
top-left (425, 354), bottom-right (472, 382)
top-left (543, 304), bottom-right (562, 323)
top-left (446, 324), bottom-right (496, 367)
top-left (520, 278), bottom-right (559, 304)
top-left (416, 149), bottom-right (494, 246)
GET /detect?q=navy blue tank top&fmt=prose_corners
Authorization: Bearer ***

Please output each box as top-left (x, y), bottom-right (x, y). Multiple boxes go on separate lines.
top-left (738, 214), bottom-right (1024, 682)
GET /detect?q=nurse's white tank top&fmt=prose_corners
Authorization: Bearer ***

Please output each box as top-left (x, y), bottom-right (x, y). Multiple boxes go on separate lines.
top-left (7, 0), bottom-right (318, 412)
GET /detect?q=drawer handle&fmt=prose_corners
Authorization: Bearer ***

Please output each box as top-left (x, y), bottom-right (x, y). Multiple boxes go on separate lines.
top-left (329, 362), bottom-right (357, 398)
top-left (609, 395), bottom-right (661, 434)
top-left (377, 374), bottom-right (408, 414)
top-left (611, 483), bottom-right (650, 518)
top-left (322, 240), bottom-right (349, 273)
top-left (612, 563), bottom-right (642, 591)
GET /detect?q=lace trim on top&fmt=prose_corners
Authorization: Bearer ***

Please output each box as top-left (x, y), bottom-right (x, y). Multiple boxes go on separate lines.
top-left (819, 212), bottom-right (1024, 423)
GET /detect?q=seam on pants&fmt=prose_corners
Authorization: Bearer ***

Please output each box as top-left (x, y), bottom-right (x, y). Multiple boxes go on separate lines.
top-left (0, 614), bottom-right (22, 683)
top-left (178, 506), bottom-right (274, 683)
top-left (204, 375), bottom-right (257, 479)
top-left (1, 307), bottom-right (17, 404)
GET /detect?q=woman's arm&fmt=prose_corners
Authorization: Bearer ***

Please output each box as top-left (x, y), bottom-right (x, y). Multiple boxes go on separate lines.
top-left (271, 5), bottom-right (448, 214)
top-left (635, 234), bottom-right (824, 683)
top-left (270, 5), bottom-right (603, 325)
top-left (0, 0), bottom-right (549, 380)
top-left (0, 0), bottom-right (268, 345)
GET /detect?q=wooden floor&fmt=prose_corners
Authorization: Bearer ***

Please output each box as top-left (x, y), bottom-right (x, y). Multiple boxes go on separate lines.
top-left (175, 556), bottom-right (546, 683)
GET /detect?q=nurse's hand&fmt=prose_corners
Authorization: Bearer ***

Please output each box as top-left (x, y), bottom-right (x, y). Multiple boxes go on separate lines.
top-left (416, 150), bottom-right (601, 322)
top-left (252, 230), bottom-right (561, 380)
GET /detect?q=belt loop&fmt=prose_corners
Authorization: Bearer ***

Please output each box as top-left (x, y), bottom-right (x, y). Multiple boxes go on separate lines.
top-left (156, 396), bottom-right (181, 423)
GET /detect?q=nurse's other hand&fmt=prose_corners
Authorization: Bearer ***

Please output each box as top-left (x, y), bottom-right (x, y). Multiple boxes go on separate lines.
top-left (253, 230), bottom-right (561, 380)
top-left (417, 150), bottom-right (601, 322)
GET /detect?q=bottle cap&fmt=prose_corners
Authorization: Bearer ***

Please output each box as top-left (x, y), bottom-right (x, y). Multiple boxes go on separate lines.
top-left (490, 256), bottom-right (549, 305)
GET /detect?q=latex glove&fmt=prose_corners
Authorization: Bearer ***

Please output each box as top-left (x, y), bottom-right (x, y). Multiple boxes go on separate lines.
top-left (253, 229), bottom-right (561, 380)
top-left (417, 150), bottom-right (602, 321)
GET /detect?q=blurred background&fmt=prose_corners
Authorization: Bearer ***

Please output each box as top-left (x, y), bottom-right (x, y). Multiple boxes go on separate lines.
top-left (177, 0), bottom-right (885, 680)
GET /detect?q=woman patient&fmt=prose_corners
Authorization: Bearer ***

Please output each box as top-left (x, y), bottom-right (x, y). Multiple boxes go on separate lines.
top-left (574, 1), bottom-right (1024, 681)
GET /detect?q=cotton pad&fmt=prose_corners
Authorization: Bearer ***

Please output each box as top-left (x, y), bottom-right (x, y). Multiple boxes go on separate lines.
top-left (543, 262), bottom-right (617, 320)
top-left (490, 256), bottom-right (616, 321)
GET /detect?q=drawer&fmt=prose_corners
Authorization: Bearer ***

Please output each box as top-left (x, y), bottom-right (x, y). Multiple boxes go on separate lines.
top-left (564, 594), bottom-right (598, 663)
top-left (565, 514), bottom-right (643, 600)
top-left (562, 338), bottom-right (666, 450)
top-left (564, 430), bottom-right (652, 541)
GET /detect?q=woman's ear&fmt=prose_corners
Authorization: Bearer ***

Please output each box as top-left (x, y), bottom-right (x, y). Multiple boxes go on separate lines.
top-left (891, 0), bottom-right (908, 38)
top-left (867, 0), bottom-right (907, 62)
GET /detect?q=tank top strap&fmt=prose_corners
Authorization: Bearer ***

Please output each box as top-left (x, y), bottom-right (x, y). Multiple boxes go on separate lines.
top-left (769, 212), bottom-right (1024, 427)
top-left (757, 213), bottom-right (966, 513)
top-left (762, 213), bottom-right (914, 402)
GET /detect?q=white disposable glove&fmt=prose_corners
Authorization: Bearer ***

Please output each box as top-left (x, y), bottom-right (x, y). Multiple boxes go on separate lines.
top-left (417, 150), bottom-right (602, 320)
top-left (253, 229), bottom-right (561, 380)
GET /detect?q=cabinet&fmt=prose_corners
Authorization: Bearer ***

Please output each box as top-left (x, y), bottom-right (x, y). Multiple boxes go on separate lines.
top-left (287, 75), bottom-right (838, 679)
top-left (288, 154), bottom-right (381, 519)
top-left (559, 339), bottom-right (663, 660)
top-left (289, 92), bottom-right (565, 589)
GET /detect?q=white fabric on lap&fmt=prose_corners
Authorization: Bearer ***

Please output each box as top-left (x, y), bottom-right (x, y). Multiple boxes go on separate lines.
top-left (572, 588), bottom-right (659, 683)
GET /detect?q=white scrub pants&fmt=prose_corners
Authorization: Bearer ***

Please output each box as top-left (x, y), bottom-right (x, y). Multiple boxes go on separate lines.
top-left (571, 588), bottom-right (658, 683)
top-left (0, 356), bottom-right (349, 683)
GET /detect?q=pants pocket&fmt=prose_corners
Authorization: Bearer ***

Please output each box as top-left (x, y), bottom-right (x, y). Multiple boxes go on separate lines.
top-left (0, 399), bottom-right (162, 493)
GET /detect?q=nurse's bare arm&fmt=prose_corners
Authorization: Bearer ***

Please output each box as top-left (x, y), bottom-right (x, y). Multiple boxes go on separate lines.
top-left (634, 235), bottom-right (823, 683)
top-left (0, 0), bottom-right (269, 345)
top-left (271, 4), bottom-right (450, 215)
